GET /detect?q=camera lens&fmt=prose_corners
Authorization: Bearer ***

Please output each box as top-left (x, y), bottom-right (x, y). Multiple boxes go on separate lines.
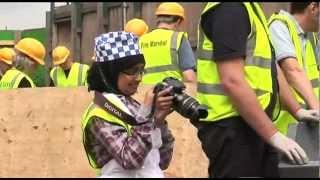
top-left (195, 105), bottom-right (209, 119)
top-left (155, 77), bottom-right (208, 121)
top-left (173, 93), bottom-right (208, 120)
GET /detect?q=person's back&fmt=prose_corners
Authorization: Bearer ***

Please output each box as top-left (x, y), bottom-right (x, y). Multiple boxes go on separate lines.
top-left (139, 2), bottom-right (196, 85)
top-left (140, 29), bottom-right (186, 82)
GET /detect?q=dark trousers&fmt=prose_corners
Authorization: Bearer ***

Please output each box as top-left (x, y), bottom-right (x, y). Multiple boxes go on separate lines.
top-left (195, 118), bottom-right (280, 178)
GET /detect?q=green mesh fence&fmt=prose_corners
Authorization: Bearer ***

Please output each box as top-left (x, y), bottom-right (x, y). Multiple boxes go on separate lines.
top-left (0, 30), bottom-right (15, 40)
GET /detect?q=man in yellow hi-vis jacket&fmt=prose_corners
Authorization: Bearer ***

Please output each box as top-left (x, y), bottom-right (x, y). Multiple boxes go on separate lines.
top-left (268, 2), bottom-right (319, 134)
top-left (50, 46), bottom-right (89, 87)
top-left (139, 2), bottom-right (196, 85)
top-left (195, 2), bottom-right (319, 178)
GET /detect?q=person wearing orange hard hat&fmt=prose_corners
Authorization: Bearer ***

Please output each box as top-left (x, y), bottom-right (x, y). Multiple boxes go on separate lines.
top-left (0, 47), bottom-right (35, 89)
top-left (125, 18), bottom-right (149, 37)
top-left (139, 2), bottom-right (196, 85)
top-left (13, 37), bottom-right (46, 88)
top-left (50, 45), bottom-right (89, 87)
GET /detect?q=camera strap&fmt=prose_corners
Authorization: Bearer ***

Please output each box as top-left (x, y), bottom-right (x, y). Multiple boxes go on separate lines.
top-left (93, 91), bottom-right (141, 126)
top-left (146, 91), bottom-right (158, 118)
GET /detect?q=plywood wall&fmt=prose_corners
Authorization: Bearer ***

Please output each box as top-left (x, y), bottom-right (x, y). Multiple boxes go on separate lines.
top-left (0, 87), bottom-right (94, 177)
top-left (0, 85), bottom-right (208, 177)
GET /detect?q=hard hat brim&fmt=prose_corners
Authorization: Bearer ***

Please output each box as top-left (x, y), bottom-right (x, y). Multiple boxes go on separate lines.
top-left (15, 45), bottom-right (45, 65)
top-left (143, 25), bottom-right (149, 35)
top-left (52, 49), bottom-right (70, 65)
top-left (0, 59), bottom-right (12, 65)
top-left (53, 58), bottom-right (67, 66)
top-left (155, 12), bottom-right (185, 20)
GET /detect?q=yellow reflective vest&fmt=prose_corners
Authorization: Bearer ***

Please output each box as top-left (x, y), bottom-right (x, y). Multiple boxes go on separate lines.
top-left (0, 68), bottom-right (35, 89)
top-left (139, 28), bottom-right (187, 84)
top-left (196, 2), bottom-right (277, 122)
top-left (81, 93), bottom-right (133, 175)
top-left (50, 62), bottom-right (89, 87)
top-left (268, 13), bottom-right (320, 134)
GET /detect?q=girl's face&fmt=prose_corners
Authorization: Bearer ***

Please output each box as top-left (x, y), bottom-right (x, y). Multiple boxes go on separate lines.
top-left (117, 63), bottom-right (145, 96)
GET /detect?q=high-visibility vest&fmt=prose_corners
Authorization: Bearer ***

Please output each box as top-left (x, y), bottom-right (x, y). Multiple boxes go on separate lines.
top-left (196, 2), bottom-right (276, 122)
top-left (316, 34), bottom-right (320, 75)
top-left (268, 13), bottom-right (320, 134)
top-left (0, 68), bottom-right (35, 89)
top-left (50, 62), bottom-right (89, 87)
top-left (81, 93), bottom-right (133, 176)
top-left (139, 29), bottom-right (187, 84)
top-left (269, 13), bottom-right (319, 104)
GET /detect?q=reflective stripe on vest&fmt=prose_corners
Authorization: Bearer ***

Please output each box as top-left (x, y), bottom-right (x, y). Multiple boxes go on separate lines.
top-left (81, 94), bottom-right (133, 174)
top-left (0, 68), bottom-right (35, 89)
top-left (197, 82), bottom-right (269, 96)
top-left (139, 29), bottom-right (186, 84)
top-left (268, 13), bottom-right (319, 103)
top-left (196, 2), bottom-right (274, 122)
top-left (50, 62), bottom-right (89, 87)
top-left (144, 31), bottom-right (180, 74)
top-left (309, 33), bottom-right (320, 75)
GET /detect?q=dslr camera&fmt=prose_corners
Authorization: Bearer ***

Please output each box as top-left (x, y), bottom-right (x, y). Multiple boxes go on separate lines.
top-left (153, 77), bottom-right (208, 121)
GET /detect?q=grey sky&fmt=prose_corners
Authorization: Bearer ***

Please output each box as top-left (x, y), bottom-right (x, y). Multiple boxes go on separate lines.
top-left (0, 2), bottom-right (67, 30)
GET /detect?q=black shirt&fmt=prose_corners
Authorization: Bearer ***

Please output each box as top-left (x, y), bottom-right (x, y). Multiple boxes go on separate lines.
top-left (50, 68), bottom-right (71, 87)
top-left (200, 2), bottom-right (251, 61)
top-left (18, 77), bottom-right (32, 88)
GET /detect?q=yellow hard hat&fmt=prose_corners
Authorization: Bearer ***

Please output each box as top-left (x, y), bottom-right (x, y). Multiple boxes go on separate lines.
top-left (0, 48), bottom-right (16, 65)
top-left (52, 46), bottom-right (70, 65)
top-left (125, 18), bottom-right (149, 37)
top-left (155, 2), bottom-right (185, 20)
top-left (15, 38), bottom-right (46, 65)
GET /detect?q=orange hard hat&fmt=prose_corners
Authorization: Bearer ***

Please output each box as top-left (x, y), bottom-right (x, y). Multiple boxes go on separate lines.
top-left (52, 46), bottom-right (70, 65)
top-left (0, 48), bottom-right (16, 65)
top-left (15, 38), bottom-right (46, 65)
top-left (125, 18), bottom-right (149, 37)
top-left (155, 2), bottom-right (185, 20)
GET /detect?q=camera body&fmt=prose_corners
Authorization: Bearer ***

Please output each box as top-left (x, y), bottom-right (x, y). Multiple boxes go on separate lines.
top-left (154, 77), bottom-right (208, 121)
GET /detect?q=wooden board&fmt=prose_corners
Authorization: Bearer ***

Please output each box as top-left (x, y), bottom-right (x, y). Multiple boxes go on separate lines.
top-left (0, 85), bottom-right (208, 177)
